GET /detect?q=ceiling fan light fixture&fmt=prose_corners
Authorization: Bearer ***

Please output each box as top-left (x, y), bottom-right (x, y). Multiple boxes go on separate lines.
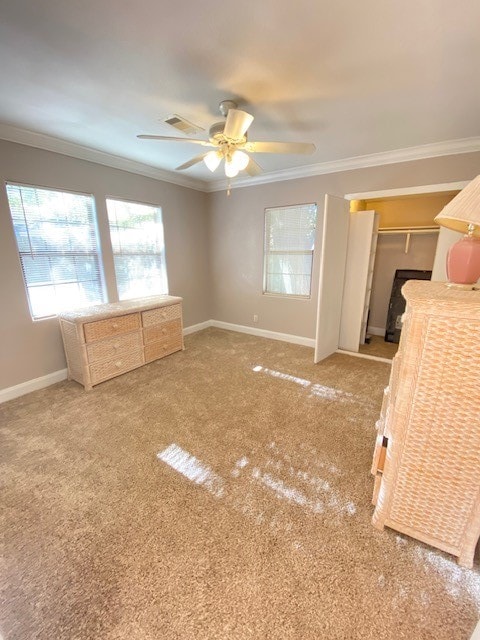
top-left (225, 157), bottom-right (240, 178)
top-left (231, 150), bottom-right (249, 172)
top-left (204, 150), bottom-right (222, 172)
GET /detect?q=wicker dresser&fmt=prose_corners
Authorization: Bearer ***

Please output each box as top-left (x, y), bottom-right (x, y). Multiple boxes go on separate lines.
top-left (371, 281), bottom-right (480, 567)
top-left (58, 295), bottom-right (183, 390)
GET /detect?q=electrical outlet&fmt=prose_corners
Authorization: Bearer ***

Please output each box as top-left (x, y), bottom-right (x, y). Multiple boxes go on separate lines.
top-left (253, 314), bottom-right (259, 323)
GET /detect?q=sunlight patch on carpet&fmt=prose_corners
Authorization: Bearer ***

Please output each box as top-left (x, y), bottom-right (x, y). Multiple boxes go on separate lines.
top-left (252, 365), bottom-right (311, 387)
top-left (252, 365), bottom-right (355, 402)
top-left (251, 468), bottom-right (324, 513)
top-left (157, 444), bottom-right (225, 498)
top-left (414, 547), bottom-right (480, 612)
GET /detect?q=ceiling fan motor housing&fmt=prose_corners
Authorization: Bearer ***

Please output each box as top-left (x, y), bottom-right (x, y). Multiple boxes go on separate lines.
top-left (218, 99), bottom-right (237, 117)
top-left (209, 121), bottom-right (247, 146)
top-left (209, 121), bottom-right (227, 141)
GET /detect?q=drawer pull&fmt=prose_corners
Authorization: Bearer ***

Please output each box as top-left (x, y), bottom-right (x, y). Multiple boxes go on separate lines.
top-left (162, 328), bottom-right (167, 335)
top-left (115, 360), bottom-right (123, 368)
top-left (162, 311), bottom-right (167, 319)
top-left (113, 343), bottom-right (120, 350)
top-left (112, 322), bottom-right (119, 329)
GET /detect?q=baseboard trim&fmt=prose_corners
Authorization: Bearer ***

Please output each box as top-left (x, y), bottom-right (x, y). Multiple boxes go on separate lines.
top-left (367, 326), bottom-right (386, 337)
top-left (210, 320), bottom-right (315, 348)
top-left (0, 368), bottom-right (68, 404)
top-left (336, 349), bottom-right (392, 364)
top-left (183, 320), bottom-right (212, 336)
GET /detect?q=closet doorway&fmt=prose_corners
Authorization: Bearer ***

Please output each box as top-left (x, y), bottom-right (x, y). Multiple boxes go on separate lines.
top-left (339, 190), bottom-right (459, 360)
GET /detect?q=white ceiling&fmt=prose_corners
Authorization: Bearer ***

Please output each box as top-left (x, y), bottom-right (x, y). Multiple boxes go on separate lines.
top-left (1, 0), bottom-right (479, 189)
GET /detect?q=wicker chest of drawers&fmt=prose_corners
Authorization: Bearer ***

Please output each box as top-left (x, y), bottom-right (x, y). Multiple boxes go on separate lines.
top-left (58, 295), bottom-right (183, 390)
top-left (371, 281), bottom-right (480, 567)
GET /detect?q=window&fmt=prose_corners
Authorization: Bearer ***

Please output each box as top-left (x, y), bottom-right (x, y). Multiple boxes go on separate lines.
top-left (263, 203), bottom-right (318, 297)
top-left (106, 198), bottom-right (168, 300)
top-left (6, 183), bottom-right (104, 319)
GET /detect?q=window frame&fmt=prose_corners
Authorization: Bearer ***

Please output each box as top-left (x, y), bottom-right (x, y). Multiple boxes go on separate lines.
top-left (105, 196), bottom-right (169, 302)
top-left (262, 202), bottom-right (318, 299)
top-left (5, 181), bottom-right (105, 321)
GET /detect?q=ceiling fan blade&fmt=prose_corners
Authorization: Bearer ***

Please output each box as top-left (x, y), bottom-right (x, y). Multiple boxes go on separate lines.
top-left (244, 141), bottom-right (316, 155)
top-left (137, 134), bottom-right (214, 147)
top-left (245, 157), bottom-right (263, 176)
top-left (223, 109), bottom-right (254, 141)
top-left (175, 154), bottom-right (209, 171)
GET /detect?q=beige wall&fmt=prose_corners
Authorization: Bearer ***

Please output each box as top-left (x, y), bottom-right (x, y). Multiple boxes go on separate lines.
top-left (207, 181), bottom-right (326, 339)
top-left (0, 140), bottom-right (210, 389)
top-left (207, 152), bottom-right (480, 340)
top-left (1, 141), bottom-right (479, 391)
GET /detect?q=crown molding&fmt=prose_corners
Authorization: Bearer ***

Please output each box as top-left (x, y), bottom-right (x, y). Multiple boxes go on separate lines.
top-left (345, 181), bottom-right (470, 201)
top-left (0, 123), bottom-right (207, 192)
top-left (205, 137), bottom-right (480, 192)
top-left (1, 124), bottom-right (479, 194)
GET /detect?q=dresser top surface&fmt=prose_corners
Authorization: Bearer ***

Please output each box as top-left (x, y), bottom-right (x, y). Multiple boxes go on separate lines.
top-left (402, 280), bottom-right (480, 310)
top-left (58, 295), bottom-right (183, 324)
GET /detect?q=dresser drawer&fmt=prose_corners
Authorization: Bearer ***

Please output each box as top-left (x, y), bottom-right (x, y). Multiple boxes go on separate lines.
top-left (89, 348), bottom-right (144, 384)
top-left (86, 331), bottom-right (143, 363)
top-left (144, 335), bottom-right (183, 363)
top-left (142, 304), bottom-right (182, 327)
top-left (143, 318), bottom-right (182, 345)
top-left (84, 313), bottom-right (140, 343)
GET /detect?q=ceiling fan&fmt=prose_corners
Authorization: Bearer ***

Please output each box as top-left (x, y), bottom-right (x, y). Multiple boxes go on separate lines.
top-left (137, 100), bottom-right (316, 178)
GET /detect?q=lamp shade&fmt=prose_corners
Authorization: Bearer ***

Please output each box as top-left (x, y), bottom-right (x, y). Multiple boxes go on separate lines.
top-left (434, 175), bottom-right (480, 236)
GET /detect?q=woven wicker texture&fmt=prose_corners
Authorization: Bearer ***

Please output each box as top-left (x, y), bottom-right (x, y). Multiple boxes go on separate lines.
top-left (142, 304), bottom-right (182, 327)
top-left (144, 337), bottom-right (183, 363)
top-left (58, 295), bottom-right (182, 323)
top-left (59, 320), bottom-right (85, 384)
top-left (89, 348), bottom-right (144, 385)
top-left (372, 281), bottom-right (480, 566)
top-left (143, 318), bottom-right (182, 344)
top-left (86, 331), bottom-right (143, 362)
top-left (59, 297), bottom-right (183, 389)
top-left (389, 315), bottom-right (480, 548)
top-left (84, 313), bottom-right (140, 343)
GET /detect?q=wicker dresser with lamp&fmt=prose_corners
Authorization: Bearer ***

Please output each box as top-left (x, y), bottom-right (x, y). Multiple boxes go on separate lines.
top-left (371, 280), bottom-right (480, 567)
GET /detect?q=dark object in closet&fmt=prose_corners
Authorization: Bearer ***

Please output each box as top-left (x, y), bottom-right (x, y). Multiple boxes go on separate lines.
top-left (385, 269), bottom-right (432, 343)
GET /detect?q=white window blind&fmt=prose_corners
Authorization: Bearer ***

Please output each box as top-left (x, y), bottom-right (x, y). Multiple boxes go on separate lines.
top-left (264, 203), bottom-right (318, 297)
top-left (6, 183), bottom-right (104, 319)
top-left (106, 198), bottom-right (168, 300)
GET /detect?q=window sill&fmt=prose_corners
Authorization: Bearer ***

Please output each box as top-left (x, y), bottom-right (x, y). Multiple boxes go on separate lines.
top-left (262, 292), bottom-right (312, 301)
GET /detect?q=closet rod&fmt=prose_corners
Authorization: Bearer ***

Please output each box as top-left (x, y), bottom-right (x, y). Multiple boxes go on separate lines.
top-left (377, 226), bottom-right (439, 254)
top-left (378, 226), bottom-right (439, 235)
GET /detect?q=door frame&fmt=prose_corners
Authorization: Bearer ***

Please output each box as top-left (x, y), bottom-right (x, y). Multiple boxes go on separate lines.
top-left (337, 180), bottom-right (468, 360)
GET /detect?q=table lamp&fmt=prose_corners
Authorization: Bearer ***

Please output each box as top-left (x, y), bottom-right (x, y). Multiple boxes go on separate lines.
top-left (434, 175), bottom-right (480, 288)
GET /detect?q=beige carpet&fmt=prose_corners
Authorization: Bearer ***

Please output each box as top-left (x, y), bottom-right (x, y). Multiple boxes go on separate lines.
top-left (358, 336), bottom-right (399, 360)
top-left (1, 328), bottom-right (479, 640)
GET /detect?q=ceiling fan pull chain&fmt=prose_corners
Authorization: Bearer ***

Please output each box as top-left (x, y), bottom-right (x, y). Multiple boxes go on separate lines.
top-left (226, 180), bottom-right (232, 197)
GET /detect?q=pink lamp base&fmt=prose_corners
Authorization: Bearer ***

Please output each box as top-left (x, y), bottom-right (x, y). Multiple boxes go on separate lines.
top-left (446, 236), bottom-right (480, 286)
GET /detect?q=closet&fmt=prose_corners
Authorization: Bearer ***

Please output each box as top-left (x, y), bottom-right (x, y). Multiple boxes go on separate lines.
top-left (339, 191), bottom-right (459, 356)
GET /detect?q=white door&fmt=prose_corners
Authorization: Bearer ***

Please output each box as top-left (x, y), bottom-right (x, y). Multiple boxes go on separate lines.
top-left (339, 210), bottom-right (379, 352)
top-left (314, 194), bottom-right (350, 363)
